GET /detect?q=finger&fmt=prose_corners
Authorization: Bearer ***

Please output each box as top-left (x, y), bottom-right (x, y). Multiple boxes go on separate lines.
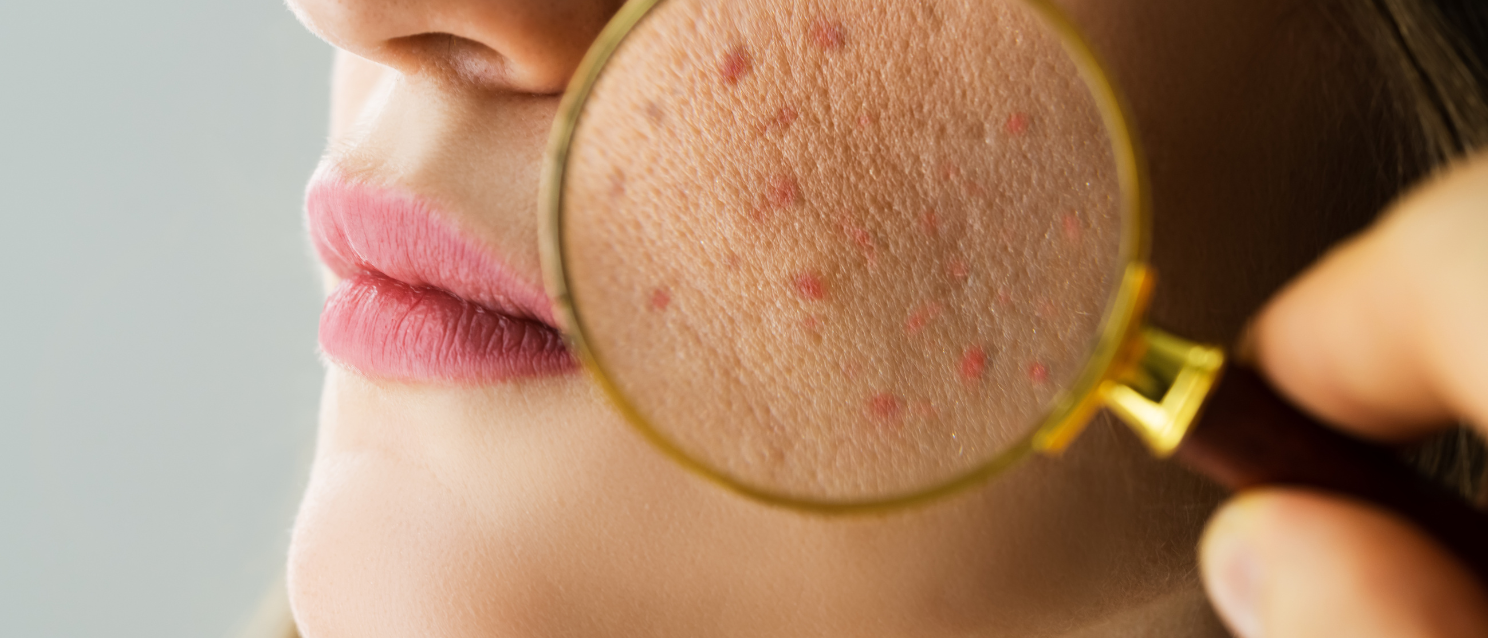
top-left (1253, 154), bottom-right (1488, 440)
top-left (1201, 489), bottom-right (1488, 638)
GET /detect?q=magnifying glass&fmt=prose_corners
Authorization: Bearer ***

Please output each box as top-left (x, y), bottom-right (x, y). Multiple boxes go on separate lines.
top-left (542, 0), bottom-right (1488, 580)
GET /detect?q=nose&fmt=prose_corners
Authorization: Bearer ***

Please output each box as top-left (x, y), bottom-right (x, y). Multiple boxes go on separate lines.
top-left (288, 0), bottom-right (628, 94)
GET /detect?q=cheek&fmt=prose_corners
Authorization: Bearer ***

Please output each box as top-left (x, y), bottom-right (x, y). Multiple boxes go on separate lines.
top-left (328, 51), bottom-right (395, 142)
top-left (286, 452), bottom-right (559, 638)
top-left (560, 0), bottom-right (1123, 496)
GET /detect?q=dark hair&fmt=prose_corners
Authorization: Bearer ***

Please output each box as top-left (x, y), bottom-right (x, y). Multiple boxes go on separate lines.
top-left (1364, 0), bottom-right (1488, 161)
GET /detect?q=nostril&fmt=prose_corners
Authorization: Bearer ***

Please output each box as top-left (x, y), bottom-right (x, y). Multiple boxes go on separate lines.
top-left (389, 33), bottom-right (513, 89)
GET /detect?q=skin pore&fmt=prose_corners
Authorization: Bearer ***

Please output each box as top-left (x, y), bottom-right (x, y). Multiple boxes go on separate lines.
top-left (283, 0), bottom-right (1395, 636)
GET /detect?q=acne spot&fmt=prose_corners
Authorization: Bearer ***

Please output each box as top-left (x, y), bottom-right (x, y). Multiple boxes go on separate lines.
top-left (765, 173), bottom-right (801, 208)
top-left (838, 215), bottom-right (878, 265)
top-left (724, 253), bottom-right (743, 270)
top-left (1005, 112), bottom-right (1031, 136)
top-left (802, 314), bottom-right (824, 332)
top-left (644, 100), bottom-right (667, 126)
top-left (810, 18), bottom-right (847, 51)
top-left (609, 171), bottom-right (627, 198)
top-left (1061, 213), bottom-right (1082, 243)
top-left (940, 162), bottom-right (961, 181)
top-left (905, 302), bottom-right (946, 335)
top-left (650, 288), bottom-right (672, 311)
top-left (757, 105), bottom-right (801, 136)
top-left (960, 346), bottom-right (987, 381)
top-left (719, 45), bottom-right (752, 85)
top-left (921, 210), bottom-right (940, 236)
top-left (774, 105), bottom-right (800, 129)
top-left (868, 393), bottom-right (903, 420)
top-left (947, 258), bottom-right (970, 280)
top-left (1028, 362), bottom-right (1049, 384)
top-left (794, 272), bottom-right (826, 301)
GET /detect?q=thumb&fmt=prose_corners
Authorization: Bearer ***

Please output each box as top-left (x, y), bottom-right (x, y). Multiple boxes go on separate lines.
top-left (1253, 153), bottom-right (1488, 440)
top-left (1200, 489), bottom-right (1488, 638)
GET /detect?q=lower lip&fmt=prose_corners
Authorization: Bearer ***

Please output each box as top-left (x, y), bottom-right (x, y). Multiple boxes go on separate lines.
top-left (319, 273), bottom-right (576, 383)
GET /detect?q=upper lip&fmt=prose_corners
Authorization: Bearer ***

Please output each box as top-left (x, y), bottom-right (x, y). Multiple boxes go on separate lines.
top-left (305, 171), bottom-right (557, 326)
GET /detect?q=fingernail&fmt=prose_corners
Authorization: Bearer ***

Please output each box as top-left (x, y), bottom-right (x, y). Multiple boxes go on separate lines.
top-left (1202, 506), bottom-right (1265, 638)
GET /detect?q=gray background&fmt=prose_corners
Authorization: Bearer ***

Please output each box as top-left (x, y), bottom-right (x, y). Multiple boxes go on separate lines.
top-left (1, 2), bottom-right (332, 637)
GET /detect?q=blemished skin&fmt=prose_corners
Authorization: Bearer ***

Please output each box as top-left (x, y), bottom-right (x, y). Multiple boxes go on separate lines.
top-left (279, 0), bottom-right (1488, 636)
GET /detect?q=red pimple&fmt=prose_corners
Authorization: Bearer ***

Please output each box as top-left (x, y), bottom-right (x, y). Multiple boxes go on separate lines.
top-left (810, 18), bottom-right (847, 51)
top-left (921, 210), bottom-right (940, 236)
top-left (802, 315), bottom-right (824, 332)
top-left (905, 302), bottom-right (946, 335)
top-left (1028, 362), bottom-right (1049, 384)
top-left (649, 288), bottom-right (672, 311)
top-left (719, 45), bottom-right (752, 85)
top-left (775, 105), bottom-right (800, 128)
top-left (1061, 213), bottom-right (1082, 243)
top-left (838, 215), bottom-right (878, 265)
top-left (947, 258), bottom-right (970, 280)
top-left (757, 105), bottom-right (800, 136)
top-left (609, 171), bottom-right (627, 197)
top-left (857, 113), bottom-right (876, 129)
top-left (960, 346), bottom-right (987, 381)
top-left (1005, 112), bottom-right (1031, 136)
top-left (794, 272), bottom-right (826, 301)
top-left (940, 162), bottom-right (961, 181)
top-left (644, 100), bottom-right (667, 125)
top-left (765, 173), bottom-right (801, 208)
top-left (868, 393), bottom-right (903, 419)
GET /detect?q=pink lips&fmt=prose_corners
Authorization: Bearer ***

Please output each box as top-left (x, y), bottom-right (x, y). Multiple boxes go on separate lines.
top-left (308, 176), bottom-right (575, 383)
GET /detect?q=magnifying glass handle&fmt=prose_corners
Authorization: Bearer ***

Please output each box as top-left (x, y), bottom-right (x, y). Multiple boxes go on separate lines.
top-left (1177, 364), bottom-right (1488, 585)
top-left (1099, 328), bottom-right (1488, 585)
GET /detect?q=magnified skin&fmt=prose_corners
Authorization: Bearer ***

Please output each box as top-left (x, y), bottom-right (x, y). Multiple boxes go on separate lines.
top-left (564, 0), bottom-right (1124, 500)
top-left (282, 0), bottom-right (1400, 635)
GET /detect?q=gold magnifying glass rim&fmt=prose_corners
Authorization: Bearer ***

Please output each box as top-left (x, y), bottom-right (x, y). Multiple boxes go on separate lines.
top-left (540, 0), bottom-right (1153, 513)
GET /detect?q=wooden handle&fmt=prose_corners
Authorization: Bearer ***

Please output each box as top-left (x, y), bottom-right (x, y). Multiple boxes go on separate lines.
top-left (1174, 365), bottom-right (1488, 584)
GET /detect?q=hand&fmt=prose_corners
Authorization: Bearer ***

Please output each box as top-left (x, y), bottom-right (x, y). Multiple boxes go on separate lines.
top-left (1200, 154), bottom-right (1488, 637)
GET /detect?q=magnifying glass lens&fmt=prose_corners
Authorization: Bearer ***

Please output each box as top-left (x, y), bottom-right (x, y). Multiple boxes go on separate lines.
top-left (555, 0), bottom-right (1130, 504)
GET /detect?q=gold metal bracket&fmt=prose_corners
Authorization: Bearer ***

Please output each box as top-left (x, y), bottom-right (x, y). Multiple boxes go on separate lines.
top-left (1100, 328), bottom-right (1226, 457)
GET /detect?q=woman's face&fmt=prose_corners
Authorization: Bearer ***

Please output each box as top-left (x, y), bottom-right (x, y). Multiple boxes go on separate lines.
top-left (284, 0), bottom-right (1391, 636)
